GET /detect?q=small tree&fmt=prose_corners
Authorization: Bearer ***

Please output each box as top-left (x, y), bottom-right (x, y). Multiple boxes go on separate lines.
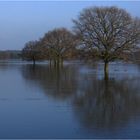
top-left (22, 40), bottom-right (45, 65)
top-left (41, 28), bottom-right (78, 65)
top-left (73, 6), bottom-right (140, 79)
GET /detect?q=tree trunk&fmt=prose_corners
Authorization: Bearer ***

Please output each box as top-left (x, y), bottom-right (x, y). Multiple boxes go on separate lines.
top-left (50, 59), bottom-right (52, 66)
top-left (56, 56), bottom-right (63, 66)
top-left (53, 59), bottom-right (57, 66)
top-left (60, 58), bottom-right (63, 66)
top-left (104, 61), bottom-right (109, 80)
top-left (33, 58), bottom-right (36, 65)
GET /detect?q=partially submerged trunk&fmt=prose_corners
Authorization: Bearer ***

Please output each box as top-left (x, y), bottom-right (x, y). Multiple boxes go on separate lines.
top-left (33, 57), bottom-right (36, 65)
top-left (53, 57), bottom-right (63, 66)
top-left (104, 61), bottom-right (109, 80)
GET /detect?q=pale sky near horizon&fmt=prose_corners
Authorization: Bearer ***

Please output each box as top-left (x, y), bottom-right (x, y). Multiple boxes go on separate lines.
top-left (0, 1), bottom-right (140, 50)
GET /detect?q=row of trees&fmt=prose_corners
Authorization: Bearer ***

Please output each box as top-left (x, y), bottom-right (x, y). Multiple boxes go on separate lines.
top-left (0, 50), bottom-right (20, 60)
top-left (22, 6), bottom-right (140, 77)
top-left (22, 28), bottom-right (78, 65)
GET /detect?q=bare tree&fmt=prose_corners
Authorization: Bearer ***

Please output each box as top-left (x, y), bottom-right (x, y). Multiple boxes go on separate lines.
top-left (22, 40), bottom-right (46, 65)
top-left (73, 6), bottom-right (140, 79)
top-left (41, 28), bottom-right (78, 65)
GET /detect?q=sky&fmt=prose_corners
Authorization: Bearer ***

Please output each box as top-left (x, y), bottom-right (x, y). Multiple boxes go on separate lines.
top-left (0, 1), bottom-right (140, 50)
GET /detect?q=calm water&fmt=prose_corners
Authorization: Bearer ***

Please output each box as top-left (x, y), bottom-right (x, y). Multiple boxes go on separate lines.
top-left (0, 60), bottom-right (140, 138)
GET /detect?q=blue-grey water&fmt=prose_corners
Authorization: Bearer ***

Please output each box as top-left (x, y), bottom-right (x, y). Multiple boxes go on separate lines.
top-left (0, 60), bottom-right (140, 139)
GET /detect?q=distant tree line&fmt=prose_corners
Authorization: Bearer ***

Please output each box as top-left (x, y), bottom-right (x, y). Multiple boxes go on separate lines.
top-left (0, 50), bottom-right (21, 60)
top-left (21, 6), bottom-right (140, 78)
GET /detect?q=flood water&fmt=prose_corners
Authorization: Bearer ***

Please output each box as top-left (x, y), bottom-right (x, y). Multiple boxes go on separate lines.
top-left (0, 60), bottom-right (140, 138)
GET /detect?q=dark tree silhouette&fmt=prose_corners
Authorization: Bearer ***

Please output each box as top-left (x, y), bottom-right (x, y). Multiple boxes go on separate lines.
top-left (22, 40), bottom-right (46, 65)
top-left (73, 6), bottom-right (140, 79)
top-left (41, 28), bottom-right (78, 65)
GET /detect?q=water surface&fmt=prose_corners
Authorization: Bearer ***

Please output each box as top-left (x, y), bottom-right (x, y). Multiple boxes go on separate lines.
top-left (0, 61), bottom-right (140, 138)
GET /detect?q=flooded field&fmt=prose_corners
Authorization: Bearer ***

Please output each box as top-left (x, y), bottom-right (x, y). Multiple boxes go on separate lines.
top-left (0, 60), bottom-right (140, 138)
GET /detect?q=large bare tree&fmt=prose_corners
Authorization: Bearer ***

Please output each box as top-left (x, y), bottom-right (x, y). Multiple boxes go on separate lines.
top-left (41, 28), bottom-right (78, 65)
top-left (73, 6), bottom-right (140, 78)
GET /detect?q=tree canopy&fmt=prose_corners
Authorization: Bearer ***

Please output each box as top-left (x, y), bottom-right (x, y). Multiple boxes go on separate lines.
top-left (22, 40), bottom-right (46, 65)
top-left (41, 28), bottom-right (78, 65)
top-left (73, 6), bottom-right (140, 78)
top-left (21, 6), bottom-right (140, 78)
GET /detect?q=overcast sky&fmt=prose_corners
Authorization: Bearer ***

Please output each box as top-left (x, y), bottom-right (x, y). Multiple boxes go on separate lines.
top-left (0, 1), bottom-right (140, 50)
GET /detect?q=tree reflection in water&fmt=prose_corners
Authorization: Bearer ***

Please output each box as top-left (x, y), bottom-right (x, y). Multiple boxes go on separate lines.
top-left (21, 63), bottom-right (140, 131)
top-left (73, 76), bottom-right (140, 130)
top-left (21, 64), bottom-right (78, 100)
